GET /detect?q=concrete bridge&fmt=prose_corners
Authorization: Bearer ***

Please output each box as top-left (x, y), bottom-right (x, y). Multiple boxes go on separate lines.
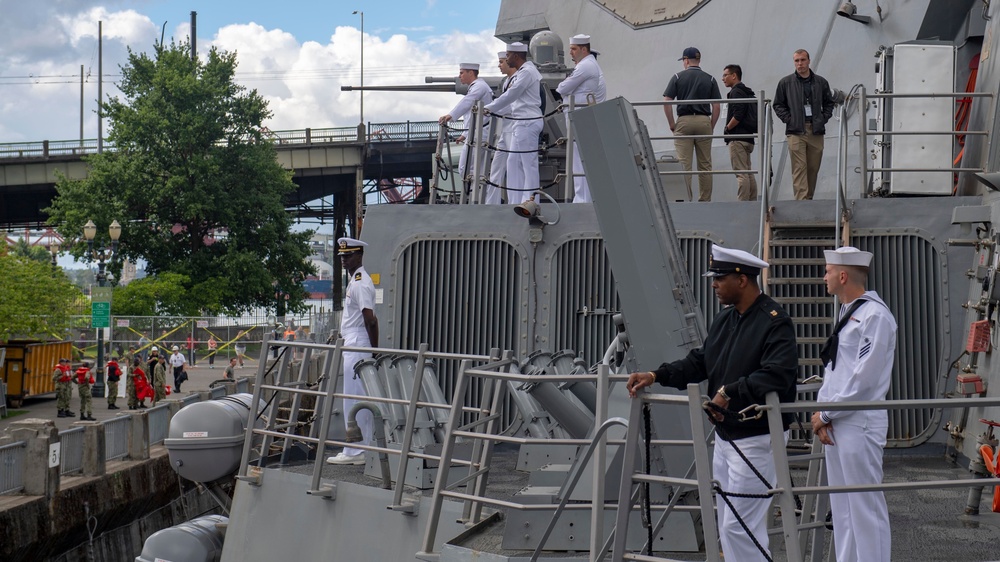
top-left (0, 121), bottom-right (441, 229)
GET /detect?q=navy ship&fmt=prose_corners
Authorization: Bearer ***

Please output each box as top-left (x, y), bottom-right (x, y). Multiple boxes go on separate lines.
top-left (136, 1), bottom-right (1000, 560)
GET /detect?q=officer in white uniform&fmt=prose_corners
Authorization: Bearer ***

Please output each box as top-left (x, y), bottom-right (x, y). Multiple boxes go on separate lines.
top-left (326, 237), bottom-right (380, 465)
top-left (486, 51), bottom-right (516, 205)
top-left (812, 246), bottom-right (894, 562)
top-left (439, 62), bottom-right (494, 199)
top-left (484, 42), bottom-right (543, 205)
top-left (555, 34), bottom-right (607, 203)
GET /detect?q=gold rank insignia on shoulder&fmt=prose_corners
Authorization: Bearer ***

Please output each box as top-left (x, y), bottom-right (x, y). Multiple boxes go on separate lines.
top-left (354, 272), bottom-right (362, 281)
top-left (770, 310), bottom-right (778, 317)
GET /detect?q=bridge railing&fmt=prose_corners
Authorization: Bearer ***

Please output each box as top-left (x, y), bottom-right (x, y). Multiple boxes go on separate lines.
top-left (0, 121), bottom-right (440, 160)
top-left (367, 120), bottom-right (440, 141)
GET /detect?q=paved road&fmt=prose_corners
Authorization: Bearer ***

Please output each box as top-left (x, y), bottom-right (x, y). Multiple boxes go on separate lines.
top-left (1, 357), bottom-right (260, 433)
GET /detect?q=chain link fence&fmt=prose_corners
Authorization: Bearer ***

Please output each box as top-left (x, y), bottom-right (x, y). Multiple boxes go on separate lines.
top-left (66, 310), bottom-right (340, 364)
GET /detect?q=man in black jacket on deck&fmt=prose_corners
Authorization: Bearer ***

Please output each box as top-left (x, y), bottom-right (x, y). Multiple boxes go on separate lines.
top-left (627, 244), bottom-right (798, 561)
top-left (722, 64), bottom-right (758, 201)
top-left (773, 49), bottom-right (835, 200)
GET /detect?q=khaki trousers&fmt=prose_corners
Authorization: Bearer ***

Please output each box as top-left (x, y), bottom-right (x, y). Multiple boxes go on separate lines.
top-left (728, 140), bottom-right (757, 201)
top-left (787, 123), bottom-right (824, 200)
top-left (674, 115), bottom-right (714, 201)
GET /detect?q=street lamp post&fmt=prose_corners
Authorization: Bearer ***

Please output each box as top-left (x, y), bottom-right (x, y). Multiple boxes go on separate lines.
top-left (353, 10), bottom-right (364, 125)
top-left (48, 241), bottom-right (60, 269)
top-left (83, 219), bottom-right (121, 398)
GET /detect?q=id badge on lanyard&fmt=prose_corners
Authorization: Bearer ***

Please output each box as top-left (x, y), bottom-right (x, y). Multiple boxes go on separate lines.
top-left (804, 105), bottom-right (813, 118)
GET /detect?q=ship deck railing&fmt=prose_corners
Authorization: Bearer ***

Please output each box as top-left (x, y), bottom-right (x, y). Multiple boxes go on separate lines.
top-left (231, 337), bottom-right (1000, 561)
top-left (704, 390), bottom-right (1000, 562)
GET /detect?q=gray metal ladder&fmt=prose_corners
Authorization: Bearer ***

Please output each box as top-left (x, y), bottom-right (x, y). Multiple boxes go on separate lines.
top-left (764, 218), bottom-right (838, 383)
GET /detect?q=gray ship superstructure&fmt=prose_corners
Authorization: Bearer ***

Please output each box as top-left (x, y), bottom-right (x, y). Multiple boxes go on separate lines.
top-left (136, 1), bottom-right (1000, 561)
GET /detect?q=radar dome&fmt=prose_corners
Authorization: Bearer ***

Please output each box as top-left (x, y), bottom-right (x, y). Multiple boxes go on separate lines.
top-left (529, 31), bottom-right (565, 70)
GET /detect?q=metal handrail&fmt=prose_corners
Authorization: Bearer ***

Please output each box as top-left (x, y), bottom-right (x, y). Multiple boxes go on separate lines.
top-left (858, 85), bottom-right (994, 195)
top-left (529, 415), bottom-right (628, 561)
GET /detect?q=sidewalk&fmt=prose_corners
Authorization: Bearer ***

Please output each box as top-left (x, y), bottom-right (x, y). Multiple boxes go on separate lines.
top-left (0, 357), bottom-right (259, 433)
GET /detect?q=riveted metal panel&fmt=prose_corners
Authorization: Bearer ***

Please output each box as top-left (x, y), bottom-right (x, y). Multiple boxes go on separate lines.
top-left (549, 238), bottom-right (620, 367)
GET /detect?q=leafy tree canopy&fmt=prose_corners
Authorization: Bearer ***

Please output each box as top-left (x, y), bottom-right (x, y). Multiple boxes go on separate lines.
top-left (112, 272), bottom-right (194, 316)
top-left (0, 255), bottom-right (83, 341)
top-left (47, 41), bottom-right (314, 316)
top-left (9, 239), bottom-right (53, 264)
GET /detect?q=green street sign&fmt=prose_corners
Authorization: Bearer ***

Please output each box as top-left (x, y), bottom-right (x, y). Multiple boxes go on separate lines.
top-left (91, 301), bottom-right (111, 328)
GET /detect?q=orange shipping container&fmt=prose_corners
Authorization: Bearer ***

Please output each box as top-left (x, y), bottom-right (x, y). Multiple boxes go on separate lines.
top-left (1, 340), bottom-right (72, 408)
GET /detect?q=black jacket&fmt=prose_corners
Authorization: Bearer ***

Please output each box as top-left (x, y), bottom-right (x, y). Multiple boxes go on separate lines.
top-left (725, 82), bottom-right (757, 145)
top-left (652, 293), bottom-right (798, 440)
top-left (773, 71), bottom-right (835, 136)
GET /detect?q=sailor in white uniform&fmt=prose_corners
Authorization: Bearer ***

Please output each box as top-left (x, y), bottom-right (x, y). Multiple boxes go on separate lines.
top-left (486, 51), bottom-right (516, 205)
top-left (484, 42), bottom-right (543, 205)
top-left (812, 246), bottom-right (894, 562)
top-left (439, 62), bottom-right (494, 199)
top-left (326, 237), bottom-right (380, 465)
top-left (555, 34), bottom-right (607, 203)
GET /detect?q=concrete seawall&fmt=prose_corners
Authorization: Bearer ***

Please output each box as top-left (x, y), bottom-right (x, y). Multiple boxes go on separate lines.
top-left (1, 448), bottom-right (219, 562)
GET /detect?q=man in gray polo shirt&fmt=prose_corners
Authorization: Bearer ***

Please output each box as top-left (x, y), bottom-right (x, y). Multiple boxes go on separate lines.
top-left (663, 47), bottom-right (721, 201)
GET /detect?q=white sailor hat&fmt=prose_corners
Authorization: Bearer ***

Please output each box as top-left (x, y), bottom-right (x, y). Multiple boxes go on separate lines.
top-left (507, 42), bottom-right (528, 53)
top-left (459, 62), bottom-right (480, 71)
top-left (824, 246), bottom-right (873, 267)
top-left (570, 34), bottom-right (591, 45)
top-left (703, 244), bottom-right (769, 277)
top-left (497, 51), bottom-right (507, 59)
top-left (337, 237), bottom-right (368, 254)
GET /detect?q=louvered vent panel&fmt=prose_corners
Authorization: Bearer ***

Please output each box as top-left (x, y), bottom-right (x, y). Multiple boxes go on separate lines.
top-left (550, 238), bottom-right (621, 367)
top-left (397, 239), bottom-right (521, 424)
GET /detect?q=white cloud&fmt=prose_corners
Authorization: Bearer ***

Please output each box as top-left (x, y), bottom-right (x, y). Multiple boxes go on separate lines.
top-left (206, 25), bottom-right (505, 130)
top-left (57, 7), bottom-right (158, 48)
top-left (0, 7), bottom-right (504, 143)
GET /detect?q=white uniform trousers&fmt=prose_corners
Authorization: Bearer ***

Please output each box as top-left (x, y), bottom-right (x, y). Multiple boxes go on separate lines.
top-left (570, 139), bottom-right (590, 203)
top-left (713, 432), bottom-right (786, 561)
top-left (341, 349), bottom-right (373, 457)
top-left (486, 129), bottom-right (511, 205)
top-left (825, 419), bottom-right (891, 562)
top-left (506, 118), bottom-right (543, 205)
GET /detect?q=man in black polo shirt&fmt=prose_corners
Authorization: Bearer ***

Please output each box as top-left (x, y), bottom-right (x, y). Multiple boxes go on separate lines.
top-left (663, 47), bottom-right (721, 202)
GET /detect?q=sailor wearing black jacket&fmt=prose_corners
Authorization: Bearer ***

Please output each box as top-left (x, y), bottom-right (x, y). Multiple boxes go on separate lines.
top-left (722, 64), bottom-right (758, 201)
top-left (627, 244), bottom-right (798, 562)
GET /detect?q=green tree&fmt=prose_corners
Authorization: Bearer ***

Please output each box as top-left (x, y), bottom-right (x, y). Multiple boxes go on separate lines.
top-left (10, 238), bottom-right (52, 263)
top-left (47, 41), bottom-right (314, 316)
top-left (0, 255), bottom-right (82, 341)
top-left (111, 272), bottom-right (205, 316)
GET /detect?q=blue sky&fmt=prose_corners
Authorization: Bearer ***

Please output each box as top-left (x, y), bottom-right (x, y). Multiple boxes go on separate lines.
top-left (138, 0), bottom-right (501, 45)
top-left (0, 0), bottom-right (505, 142)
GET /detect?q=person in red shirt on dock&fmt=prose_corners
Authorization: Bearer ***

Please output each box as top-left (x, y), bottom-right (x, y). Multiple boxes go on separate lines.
top-left (75, 361), bottom-right (97, 421)
top-left (106, 356), bottom-right (122, 410)
top-left (131, 357), bottom-right (153, 408)
top-left (51, 358), bottom-right (75, 418)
